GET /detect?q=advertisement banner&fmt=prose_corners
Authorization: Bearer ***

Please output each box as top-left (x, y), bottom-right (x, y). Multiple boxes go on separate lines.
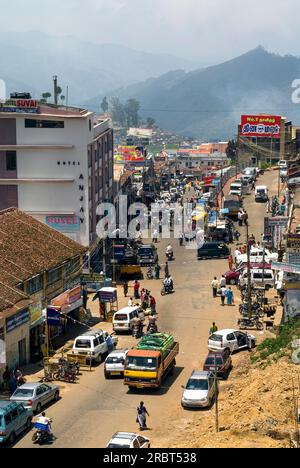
top-left (51, 291), bottom-right (70, 312)
top-left (46, 307), bottom-right (61, 327)
top-left (99, 288), bottom-right (117, 303)
top-left (6, 309), bottom-right (30, 333)
top-left (272, 262), bottom-right (300, 274)
top-left (0, 98), bottom-right (39, 114)
top-left (68, 286), bottom-right (82, 304)
top-left (29, 301), bottom-right (43, 325)
top-left (240, 115), bottom-right (281, 138)
top-left (46, 215), bottom-right (81, 232)
top-left (115, 146), bottom-right (145, 164)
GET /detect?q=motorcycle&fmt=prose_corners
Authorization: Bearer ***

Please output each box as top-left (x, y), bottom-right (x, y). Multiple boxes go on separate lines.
top-left (166, 251), bottom-right (174, 261)
top-left (54, 365), bottom-right (77, 383)
top-left (161, 283), bottom-right (174, 296)
top-left (147, 322), bottom-right (158, 334)
top-left (58, 358), bottom-right (80, 376)
top-left (133, 323), bottom-right (144, 339)
top-left (239, 302), bottom-right (264, 318)
top-left (238, 315), bottom-right (264, 331)
top-left (32, 421), bottom-right (54, 445)
top-left (146, 267), bottom-right (155, 280)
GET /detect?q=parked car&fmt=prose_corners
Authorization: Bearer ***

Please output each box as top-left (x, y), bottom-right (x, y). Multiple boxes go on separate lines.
top-left (138, 244), bottom-right (158, 266)
top-left (235, 248), bottom-right (278, 265)
top-left (255, 186), bottom-right (269, 203)
top-left (106, 432), bottom-right (150, 449)
top-left (198, 242), bottom-right (230, 260)
top-left (239, 268), bottom-right (274, 290)
top-left (0, 401), bottom-right (33, 445)
top-left (203, 349), bottom-right (232, 379)
top-left (113, 306), bottom-right (145, 334)
top-left (181, 371), bottom-right (216, 409)
top-left (10, 383), bottom-right (60, 414)
top-left (229, 182), bottom-right (242, 197)
top-left (104, 349), bottom-right (128, 379)
top-left (72, 330), bottom-right (118, 363)
top-left (279, 160), bottom-right (287, 169)
top-left (208, 329), bottom-right (256, 353)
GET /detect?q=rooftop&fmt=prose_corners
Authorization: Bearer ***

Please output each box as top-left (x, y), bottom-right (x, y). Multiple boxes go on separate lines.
top-left (0, 208), bottom-right (87, 313)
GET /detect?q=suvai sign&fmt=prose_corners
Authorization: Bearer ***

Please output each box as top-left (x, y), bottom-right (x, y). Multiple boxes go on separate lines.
top-left (0, 99), bottom-right (39, 113)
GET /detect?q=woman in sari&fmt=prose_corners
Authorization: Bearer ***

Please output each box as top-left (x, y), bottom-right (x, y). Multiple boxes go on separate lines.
top-left (136, 402), bottom-right (150, 430)
top-left (226, 287), bottom-right (234, 306)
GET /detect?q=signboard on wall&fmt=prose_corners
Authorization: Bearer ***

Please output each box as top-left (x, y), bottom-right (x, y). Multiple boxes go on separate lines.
top-left (0, 99), bottom-right (39, 113)
top-left (29, 301), bottom-right (43, 325)
top-left (0, 326), bottom-right (5, 369)
top-left (46, 307), bottom-right (61, 327)
top-left (46, 216), bottom-right (81, 232)
top-left (240, 115), bottom-right (281, 138)
top-left (6, 309), bottom-right (30, 333)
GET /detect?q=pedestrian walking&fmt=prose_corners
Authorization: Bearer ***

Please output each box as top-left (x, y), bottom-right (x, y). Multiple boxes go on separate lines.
top-left (251, 180), bottom-right (256, 191)
top-left (228, 255), bottom-right (234, 271)
top-left (226, 287), bottom-right (234, 306)
top-left (82, 286), bottom-right (88, 311)
top-left (128, 297), bottom-right (134, 307)
top-left (164, 262), bottom-right (169, 279)
top-left (179, 232), bottom-right (184, 247)
top-left (211, 277), bottom-right (219, 298)
top-left (106, 334), bottom-right (114, 353)
top-left (136, 402), bottom-right (150, 431)
top-left (150, 296), bottom-right (157, 316)
top-left (243, 211), bottom-right (249, 227)
top-left (209, 322), bottom-right (218, 336)
top-left (234, 230), bottom-right (241, 242)
top-left (154, 263), bottom-right (161, 280)
top-left (2, 366), bottom-right (10, 391)
top-left (133, 280), bottom-right (140, 300)
top-left (220, 286), bottom-right (227, 306)
top-left (238, 210), bottom-right (243, 227)
top-left (219, 275), bottom-right (226, 288)
top-left (123, 281), bottom-right (129, 298)
top-left (152, 229), bottom-right (159, 244)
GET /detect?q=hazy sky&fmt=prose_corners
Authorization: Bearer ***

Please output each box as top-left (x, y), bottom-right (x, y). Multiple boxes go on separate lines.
top-left (1, 0), bottom-right (300, 64)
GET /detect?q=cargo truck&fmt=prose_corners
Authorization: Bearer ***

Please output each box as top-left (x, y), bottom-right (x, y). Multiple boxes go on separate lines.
top-left (124, 342), bottom-right (179, 389)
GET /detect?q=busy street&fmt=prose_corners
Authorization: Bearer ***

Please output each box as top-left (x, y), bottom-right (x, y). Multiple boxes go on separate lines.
top-left (12, 169), bottom-right (282, 449)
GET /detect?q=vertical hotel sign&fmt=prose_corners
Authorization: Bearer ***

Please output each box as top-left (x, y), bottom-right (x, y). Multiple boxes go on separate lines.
top-left (240, 115), bottom-right (281, 138)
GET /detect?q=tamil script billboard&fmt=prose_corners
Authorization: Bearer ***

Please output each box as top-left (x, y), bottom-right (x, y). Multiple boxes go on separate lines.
top-left (240, 115), bottom-right (281, 138)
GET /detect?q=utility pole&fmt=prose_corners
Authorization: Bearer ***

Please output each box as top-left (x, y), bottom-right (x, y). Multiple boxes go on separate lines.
top-left (53, 75), bottom-right (58, 106)
top-left (246, 222), bottom-right (252, 314)
top-left (214, 352), bottom-right (219, 433)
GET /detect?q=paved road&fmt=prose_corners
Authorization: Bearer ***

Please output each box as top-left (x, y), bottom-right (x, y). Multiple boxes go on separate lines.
top-left (15, 171), bottom-right (279, 449)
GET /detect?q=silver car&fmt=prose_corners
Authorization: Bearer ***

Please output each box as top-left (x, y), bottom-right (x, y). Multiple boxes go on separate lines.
top-left (10, 382), bottom-right (60, 414)
top-left (181, 371), bottom-right (216, 409)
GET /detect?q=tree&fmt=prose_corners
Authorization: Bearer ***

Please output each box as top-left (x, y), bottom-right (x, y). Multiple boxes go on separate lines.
top-left (61, 95), bottom-right (66, 104)
top-left (226, 139), bottom-right (237, 161)
top-left (42, 92), bottom-right (52, 102)
top-left (56, 86), bottom-right (62, 96)
top-left (110, 97), bottom-right (126, 127)
top-left (124, 99), bottom-right (141, 128)
top-left (101, 97), bottom-right (109, 113)
top-left (146, 117), bottom-right (156, 128)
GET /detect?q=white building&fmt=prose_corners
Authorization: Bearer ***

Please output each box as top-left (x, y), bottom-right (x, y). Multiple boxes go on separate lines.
top-left (0, 100), bottom-right (114, 247)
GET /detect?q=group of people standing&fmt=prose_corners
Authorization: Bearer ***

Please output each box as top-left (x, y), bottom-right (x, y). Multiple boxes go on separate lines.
top-left (238, 209), bottom-right (249, 227)
top-left (211, 276), bottom-right (234, 306)
top-left (125, 280), bottom-right (157, 316)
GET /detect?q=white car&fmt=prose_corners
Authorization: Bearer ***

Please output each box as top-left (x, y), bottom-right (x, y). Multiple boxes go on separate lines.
top-left (239, 268), bottom-right (274, 290)
top-left (106, 432), bottom-right (150, 449)
top-left (208, 329), bottom-right (256, 353)
top-left (181, 371), bottom-right (216, 409)
top-left (235, 248), bottom-right (278, 265)
top-left (279, 160), bottom-right (287, 169)
top-left (72, 330), bottom-right (118, 363)
top-left (104, 349), bottom-right (128, 379)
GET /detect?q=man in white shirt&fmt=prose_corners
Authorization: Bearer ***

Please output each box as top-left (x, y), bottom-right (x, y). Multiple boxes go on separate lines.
top-left (128, 298), bottom-right (134, 307)
top-left (219, 276), bottom-right (226, 288)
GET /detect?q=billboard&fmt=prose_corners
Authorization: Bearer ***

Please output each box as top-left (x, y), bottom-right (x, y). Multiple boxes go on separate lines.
top-left (115, 146), bottom-right (145, 164)
top-left (0, 98), bottom-right (39, 114)
top-left (240, 115), bottom-right (281, 138)
top-left (46, 215), bottom-right (81, 232)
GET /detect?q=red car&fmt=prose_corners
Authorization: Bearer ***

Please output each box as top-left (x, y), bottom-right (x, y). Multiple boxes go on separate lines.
top-left (203, 349), bottom-right (232, 380)
top-left (225, 262), bottom-right (271, 285)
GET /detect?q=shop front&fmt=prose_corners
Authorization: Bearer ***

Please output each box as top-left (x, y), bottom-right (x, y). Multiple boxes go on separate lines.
top-left (47, 286), bottom-right (83, 341)
top-left (5, 307), bottom-right (30, 368)
top-left (29, 297), bottom-right (45, 362)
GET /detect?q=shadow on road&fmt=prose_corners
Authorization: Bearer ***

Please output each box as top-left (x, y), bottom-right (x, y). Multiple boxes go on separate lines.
top-left (126, 366), bottom-right (184, 396)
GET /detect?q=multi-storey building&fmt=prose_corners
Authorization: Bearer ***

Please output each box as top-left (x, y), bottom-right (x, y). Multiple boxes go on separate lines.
top-left (0, 99), bottom-right (114, 248)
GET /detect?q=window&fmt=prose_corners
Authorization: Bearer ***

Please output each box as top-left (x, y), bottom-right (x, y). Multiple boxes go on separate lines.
top-left (227, 333), bottom-right (236, 341)
top-left (27, 275), bottom-right (42, 295)
top-left (6, 151), bottom-right (17, 171)
top-left (93, 338), bottom-right (99, 348)
top-left (88, 149), bottom-right (92, 168)
top-left (25, 119), bottom-right (64, 129)
top-left (133, 439), bottom-right (140, 449)
top-left (89, 120), bottom-right (92, 132)
top-left (46, 268), bottom-right (62, 286)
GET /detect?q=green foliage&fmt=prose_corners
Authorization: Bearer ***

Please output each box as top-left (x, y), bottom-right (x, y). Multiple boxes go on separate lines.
top-left (101, 96), bottom-right (109, 113)
top-left (252, 317), bottom-right (300, 365)
top-left (261, 162), bottom-right (271, 170)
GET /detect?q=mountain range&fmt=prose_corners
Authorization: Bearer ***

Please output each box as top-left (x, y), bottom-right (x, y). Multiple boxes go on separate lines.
top-left (0, 31), bottom-right (195, 102)
top-left (88, 47), bottom-right (300, 140)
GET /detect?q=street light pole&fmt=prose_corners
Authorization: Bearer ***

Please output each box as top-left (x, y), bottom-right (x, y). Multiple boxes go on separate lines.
top-left (214, 352), bottom-right (219, 433)
top-left (246, 222), bottom-right (252, 314)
